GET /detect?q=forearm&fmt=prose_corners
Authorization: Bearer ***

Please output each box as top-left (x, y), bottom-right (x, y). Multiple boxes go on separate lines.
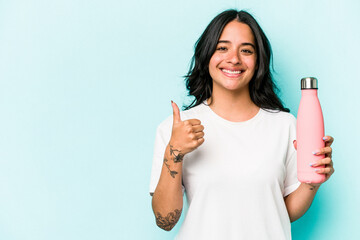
top-left (284, 183), bottom-right (320, 222)
top-left (152, 144), bottom-right (184, 231)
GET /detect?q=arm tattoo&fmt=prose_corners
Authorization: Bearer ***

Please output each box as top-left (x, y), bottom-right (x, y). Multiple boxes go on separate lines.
top-left (155, 208), bottom-right (182, 231)
top-left (169, 145), bottom-right (184, 163)
top-left (164, 158), bottom-right (178, 178)
top-left (306, 183), bottom-right (318, 191)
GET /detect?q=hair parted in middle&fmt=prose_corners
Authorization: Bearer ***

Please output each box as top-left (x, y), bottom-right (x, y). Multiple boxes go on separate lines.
top-left (184, 9), bottom-right (289, 112)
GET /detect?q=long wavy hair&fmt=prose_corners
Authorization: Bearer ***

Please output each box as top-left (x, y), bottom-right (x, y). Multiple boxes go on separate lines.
top-left (184, 9), bottom-right (289, 112)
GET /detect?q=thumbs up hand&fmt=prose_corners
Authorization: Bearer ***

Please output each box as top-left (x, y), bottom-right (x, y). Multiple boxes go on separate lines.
top-left (169, 101), bottom-right (205, 157)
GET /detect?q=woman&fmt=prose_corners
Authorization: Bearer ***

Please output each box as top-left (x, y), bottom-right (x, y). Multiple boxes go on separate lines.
top-left (149, 9), bottom-right (334, 239)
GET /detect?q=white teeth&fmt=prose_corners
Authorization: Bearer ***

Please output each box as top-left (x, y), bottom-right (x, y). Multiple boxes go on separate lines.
top-left (222, 69), bottom-right (242, 74)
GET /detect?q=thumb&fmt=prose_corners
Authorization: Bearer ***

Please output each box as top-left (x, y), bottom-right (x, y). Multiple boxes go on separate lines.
top-left (171, 101), bottom-right (181, 124)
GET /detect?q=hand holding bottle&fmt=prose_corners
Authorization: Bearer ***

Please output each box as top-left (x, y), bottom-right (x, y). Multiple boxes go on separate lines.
top-left (294, 135), bottom-right (335, 186)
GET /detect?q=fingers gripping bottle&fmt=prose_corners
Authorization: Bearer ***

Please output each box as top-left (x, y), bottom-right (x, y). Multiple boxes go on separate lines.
top-left (297, 77), bottom-right (326, 183)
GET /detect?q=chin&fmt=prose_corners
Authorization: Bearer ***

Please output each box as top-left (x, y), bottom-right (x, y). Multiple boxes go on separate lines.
top-left (223, 82), bottom-right (247, 91)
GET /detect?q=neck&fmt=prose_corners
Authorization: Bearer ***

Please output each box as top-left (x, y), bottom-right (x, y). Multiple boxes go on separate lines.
top-left (208, 87), bottom-right (259, 122)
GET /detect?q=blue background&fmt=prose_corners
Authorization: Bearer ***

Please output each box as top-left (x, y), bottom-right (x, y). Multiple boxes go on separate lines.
top-left (0, 0), bottom-right (359, 239)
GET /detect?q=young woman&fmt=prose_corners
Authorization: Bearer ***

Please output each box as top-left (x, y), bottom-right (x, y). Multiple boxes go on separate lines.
top-left (149, 9), bottom-right (334, 239)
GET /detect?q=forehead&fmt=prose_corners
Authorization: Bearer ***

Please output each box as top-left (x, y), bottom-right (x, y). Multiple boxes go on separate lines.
top-left (218, 20), bottom-right (255, 44)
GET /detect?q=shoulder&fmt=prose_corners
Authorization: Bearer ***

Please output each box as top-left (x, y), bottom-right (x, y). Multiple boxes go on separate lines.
top-left (261, 109), bottom-right (296, 126)
top-left (260, 109), bottom-right (297, 139)
top-left (181, 103), bottom-right (208, 120)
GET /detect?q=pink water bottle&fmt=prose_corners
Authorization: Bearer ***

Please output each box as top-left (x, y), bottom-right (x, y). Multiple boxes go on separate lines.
top-left (297, 77), bottom-right (326, 183)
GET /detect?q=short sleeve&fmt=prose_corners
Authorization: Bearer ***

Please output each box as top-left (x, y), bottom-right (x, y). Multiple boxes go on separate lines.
top-left (149, 116), bottom-right (185, 196)
top-left (283, 115), bottom-right (301, 197)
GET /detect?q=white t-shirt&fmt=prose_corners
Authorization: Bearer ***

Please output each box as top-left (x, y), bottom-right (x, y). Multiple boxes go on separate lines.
top-left (149, 103), bottom-right (300, 240)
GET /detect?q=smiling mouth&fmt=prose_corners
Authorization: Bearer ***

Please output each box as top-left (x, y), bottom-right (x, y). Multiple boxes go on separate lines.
top-left (221, 69), bottom-right (244, 76)
top-left (222, 69), bottom-right (244, 74)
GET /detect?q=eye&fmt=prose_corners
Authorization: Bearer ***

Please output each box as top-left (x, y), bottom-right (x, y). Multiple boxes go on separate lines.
top-left (216, 46), bottom-right (227, 51)
top-left (241, 48), bottom-right (254, 55)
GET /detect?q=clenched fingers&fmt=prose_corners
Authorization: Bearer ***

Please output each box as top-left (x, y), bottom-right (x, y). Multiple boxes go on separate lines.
top-left (313, 146), bottom-right (332, 158)
top-left (310, 157), bottom-right (333, 167)
top-left (184, 119), bottom-right (201, 126)
top-left (309, 135), bottom-right (335, 182)
top-left (192, 125), bottom-right (204, 133)
top-left (197, 137), bottom-right (205, 145)
top-left (195, 131), bottom-right (205, 139)
top-left (315, 167), bottom-right (335, 175)
top-left (323, 136), bottom-right (334, 147)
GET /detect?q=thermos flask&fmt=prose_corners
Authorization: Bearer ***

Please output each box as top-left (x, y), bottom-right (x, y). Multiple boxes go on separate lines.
top-left (297, 77), bottom-right (326, 183)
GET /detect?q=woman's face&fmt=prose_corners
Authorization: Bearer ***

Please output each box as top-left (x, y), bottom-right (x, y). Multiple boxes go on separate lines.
top-left (209, 20), bottom-right (257, 94)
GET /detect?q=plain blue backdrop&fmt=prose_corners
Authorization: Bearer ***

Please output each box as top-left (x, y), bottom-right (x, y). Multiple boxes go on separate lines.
top-left (0, 0), bottom-right (359, 239)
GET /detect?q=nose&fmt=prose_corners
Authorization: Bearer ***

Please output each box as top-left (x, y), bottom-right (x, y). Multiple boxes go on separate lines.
top-left (227, 50), bottom-right (241, 65)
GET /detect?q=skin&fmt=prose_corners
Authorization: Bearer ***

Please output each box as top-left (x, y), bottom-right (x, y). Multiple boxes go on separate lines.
top-left (209, 21), bottom-right (257, 93)
top-left (286, 137), bottom-right (335, 222)
top-left (208, 21), bottom-right (260, 121)
top-left (151, 20), bottom-right (335, 230)
top-left (151, 101), bottom-right (204, 230)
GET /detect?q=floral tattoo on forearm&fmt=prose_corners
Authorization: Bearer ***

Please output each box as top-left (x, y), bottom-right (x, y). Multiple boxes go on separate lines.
top-left (169, 145), bottom-right (184, 163)
top-left (155, 208), bottom-right (182, 231)
top-left (163, 145), bottom-right (184, 178)
top-left (164, 157), bottom-right (178, 178)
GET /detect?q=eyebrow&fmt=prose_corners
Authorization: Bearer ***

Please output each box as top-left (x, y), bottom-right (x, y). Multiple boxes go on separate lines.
top-left (217, 40), bottom-right (256, 49)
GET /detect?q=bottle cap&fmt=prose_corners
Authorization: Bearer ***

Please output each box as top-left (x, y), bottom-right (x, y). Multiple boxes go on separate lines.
top-left (301, 77), bottom-right (318, 89)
